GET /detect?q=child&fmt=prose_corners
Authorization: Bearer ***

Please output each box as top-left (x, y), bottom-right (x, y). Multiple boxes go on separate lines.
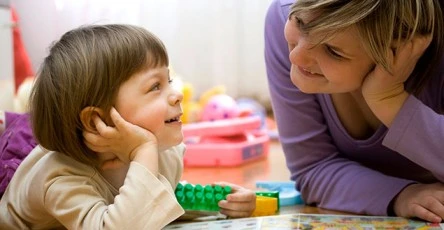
top-left (0, 24), bottom-right (255, 229)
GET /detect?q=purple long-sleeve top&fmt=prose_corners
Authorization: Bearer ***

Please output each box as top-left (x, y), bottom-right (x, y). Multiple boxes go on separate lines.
top-left (0, 112), bottom-right (36, 196)
top-left (264, 0), bottom-right (444, 215)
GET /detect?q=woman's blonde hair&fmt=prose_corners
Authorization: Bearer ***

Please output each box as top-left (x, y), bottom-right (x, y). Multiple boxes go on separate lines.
top-left (30, 24), bottom-right (169, 165)
top-left (289, 0), bottom-right (444, 95)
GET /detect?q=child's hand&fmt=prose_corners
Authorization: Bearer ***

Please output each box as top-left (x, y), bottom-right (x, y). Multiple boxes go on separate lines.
top-left (393, 183), bottom-right (444, 223)
top-left (83, 107), bottom-right (158, 169)
top-left (214, 182), bottom-right (256, 218)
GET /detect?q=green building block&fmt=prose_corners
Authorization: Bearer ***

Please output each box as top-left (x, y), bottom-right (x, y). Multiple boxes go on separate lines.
top-left (175, 183), bottom-right (232, 212)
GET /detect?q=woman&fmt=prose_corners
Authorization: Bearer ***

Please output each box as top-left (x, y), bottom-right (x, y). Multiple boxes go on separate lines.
top-left (264, 0), bottom-right (444, 222)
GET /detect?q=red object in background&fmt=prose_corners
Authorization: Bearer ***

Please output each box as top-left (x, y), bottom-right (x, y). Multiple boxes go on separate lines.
top-left (11, 7), bottom-right (34, 94)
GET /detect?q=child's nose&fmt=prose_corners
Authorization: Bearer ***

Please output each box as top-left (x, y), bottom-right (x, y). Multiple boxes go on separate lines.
top-left (169, 90), bottom-right (183, 105)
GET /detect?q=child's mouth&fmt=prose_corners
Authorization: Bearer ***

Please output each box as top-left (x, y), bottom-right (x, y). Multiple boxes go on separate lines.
top-left (165, 116), bottom-right (181, 123)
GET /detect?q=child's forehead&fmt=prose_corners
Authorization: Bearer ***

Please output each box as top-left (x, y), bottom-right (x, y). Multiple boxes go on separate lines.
top-left (129, 65), bottom-right (169, 81)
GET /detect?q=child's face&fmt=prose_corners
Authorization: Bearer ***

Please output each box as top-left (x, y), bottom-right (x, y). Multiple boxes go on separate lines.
top-left (284, 16), bottom-right (375, 94)
top-left (114, 65), bottom-right (183, 151)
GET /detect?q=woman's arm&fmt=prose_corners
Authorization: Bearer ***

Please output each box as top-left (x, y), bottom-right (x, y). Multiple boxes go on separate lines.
top-left (383, 86), bottom-right (444, 182)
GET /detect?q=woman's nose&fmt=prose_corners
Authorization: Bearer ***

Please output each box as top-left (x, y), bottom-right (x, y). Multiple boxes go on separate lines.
top-left (289, 38), bottom-right (315, 67)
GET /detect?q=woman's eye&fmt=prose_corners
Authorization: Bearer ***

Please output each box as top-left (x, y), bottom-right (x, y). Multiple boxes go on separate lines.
top-left (295, 16), bottom-right (304, 27)
top-left (294, 16), bottom-right (309, 35)
top-left (325, 45), bottom-right (343, 59)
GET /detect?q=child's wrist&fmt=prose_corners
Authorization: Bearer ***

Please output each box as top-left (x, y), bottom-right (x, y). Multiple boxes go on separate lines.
top-left (132, 144), bottom-right (159, 175)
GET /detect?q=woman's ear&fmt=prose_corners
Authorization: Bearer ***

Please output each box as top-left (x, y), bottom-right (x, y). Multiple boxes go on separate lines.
top-left (80, 106), bottom-right (106, 133)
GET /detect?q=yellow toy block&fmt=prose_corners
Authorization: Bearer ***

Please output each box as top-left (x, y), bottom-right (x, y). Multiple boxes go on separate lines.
top-left (251, 196), bottom-right (278, 217)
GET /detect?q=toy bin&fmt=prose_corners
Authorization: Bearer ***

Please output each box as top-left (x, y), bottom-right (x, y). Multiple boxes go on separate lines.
top-left (182, 116), bottom-right (270, 167)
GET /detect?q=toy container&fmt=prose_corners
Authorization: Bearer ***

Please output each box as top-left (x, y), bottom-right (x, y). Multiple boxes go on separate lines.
top-left (182, 116), bottom-right (270, 167)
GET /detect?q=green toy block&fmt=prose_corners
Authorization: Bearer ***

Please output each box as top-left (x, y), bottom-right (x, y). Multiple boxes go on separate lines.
top-left (175, 183), bottom-right (232, 212)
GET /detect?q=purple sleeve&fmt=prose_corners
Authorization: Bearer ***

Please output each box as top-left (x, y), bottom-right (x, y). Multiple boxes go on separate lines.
top-left (0, 112), bottom-right (37, 195)
top-left (264, 0), bottom-right (413, 215)
top-left (383, 94), bottom-right (444, 181)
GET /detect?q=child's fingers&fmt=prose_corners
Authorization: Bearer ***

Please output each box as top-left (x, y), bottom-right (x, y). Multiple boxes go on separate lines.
top-left (219, 200), bottom-right (255, 211)
top-left (219, 201), bottom-right (255, 218)
top-left (83, 139), bottom-right (109, 153)
top-left (219, 208), bottom-right (251, 218)
top-left (226, 192), bottom-right (256, 202)
top-left (83, 131), bottom-right (109, 147)
top-left (94, 115), bottom-right (118, 138)
top-left (212, 181), bottom-right (243, 191)
top-left (109, 107), bottom-right (127, 131)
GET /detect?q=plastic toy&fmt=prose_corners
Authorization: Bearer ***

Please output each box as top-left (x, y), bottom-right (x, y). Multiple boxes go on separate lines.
top-left (201, 94), bottom-right (239, 121)
top-left (236, 97), bottom-right (266, 127)
top-left (256, 181), bottom-right (304, 206)
top-left (252, 196), bottom-right (278, 217)
top-left (255, 191), bottom-right (280, 208)
top-left (175, 182), bottom-right (232, 212)
top-left (180, 83), bottom-right (226, 124)
top-left (181, 83), bottom-right (202, 124)
top-left (182, 116), bottom-right (270, 166)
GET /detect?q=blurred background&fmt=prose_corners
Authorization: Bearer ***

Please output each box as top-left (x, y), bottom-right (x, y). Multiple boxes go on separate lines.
top-left (2, 0), bottom-right (274, 111)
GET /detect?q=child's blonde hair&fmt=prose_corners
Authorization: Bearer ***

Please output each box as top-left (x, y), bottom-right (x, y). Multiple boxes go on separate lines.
top-left (290, 0), bottom-right (443, 95)
top-left (30, 24), bottom-right (169, 165)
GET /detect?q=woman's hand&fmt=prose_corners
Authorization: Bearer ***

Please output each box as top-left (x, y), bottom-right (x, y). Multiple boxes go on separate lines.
top-left (83, 107), bottom-right (158, 170)
top-left (393, 183), bottom-right (444, 223)
top-left (213, 182), bottom-right (256, 218)
top-left (362, 35), bottom-right (432, 127)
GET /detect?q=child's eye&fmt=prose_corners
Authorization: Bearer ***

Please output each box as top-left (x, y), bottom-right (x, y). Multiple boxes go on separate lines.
top-left (168, 78), bottom-right (173, 84)
top-left (325, 45), bottom-right (343, 59)
top-left (149, 83), bottom-right (161, 92)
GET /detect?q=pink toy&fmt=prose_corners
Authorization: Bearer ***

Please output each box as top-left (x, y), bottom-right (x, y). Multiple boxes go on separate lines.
top-left (182, 116), bottom-right (269, 167)
top-left (200, 94), bottom-right (239, 122)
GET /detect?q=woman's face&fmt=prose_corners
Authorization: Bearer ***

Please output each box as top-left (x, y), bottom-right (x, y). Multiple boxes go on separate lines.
top-left (284, 14), bottom-right (375, 94)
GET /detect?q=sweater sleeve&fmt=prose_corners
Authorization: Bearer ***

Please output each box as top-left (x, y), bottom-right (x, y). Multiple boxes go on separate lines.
top-left (44, 161), bottom-right (184, 230)
top-left (264, 0), bottom-right (413, 215)
top-left (383, 94), bottom-right (444, 182)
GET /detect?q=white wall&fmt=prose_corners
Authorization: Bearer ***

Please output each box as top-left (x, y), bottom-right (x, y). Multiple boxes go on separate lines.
top-left (11, 0), bottom-right (274, 104)
top-left (0, 5), bottom-right (14, 111)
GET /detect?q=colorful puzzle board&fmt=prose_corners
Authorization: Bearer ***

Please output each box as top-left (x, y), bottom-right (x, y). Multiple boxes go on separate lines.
top-left (164, 213), bottom-right (444, 230)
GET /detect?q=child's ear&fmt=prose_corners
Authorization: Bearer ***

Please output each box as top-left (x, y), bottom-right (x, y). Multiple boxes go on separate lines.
top-left (80, 106), bottom-right (105, 133)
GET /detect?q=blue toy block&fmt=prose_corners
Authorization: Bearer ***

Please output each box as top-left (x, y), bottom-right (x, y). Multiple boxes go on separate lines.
top-left (255, 181), bottom-right (304, 206)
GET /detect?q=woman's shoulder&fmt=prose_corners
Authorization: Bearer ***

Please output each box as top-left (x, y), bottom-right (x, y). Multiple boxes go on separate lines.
top-left (267, 0), bottom-right (295, 22)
